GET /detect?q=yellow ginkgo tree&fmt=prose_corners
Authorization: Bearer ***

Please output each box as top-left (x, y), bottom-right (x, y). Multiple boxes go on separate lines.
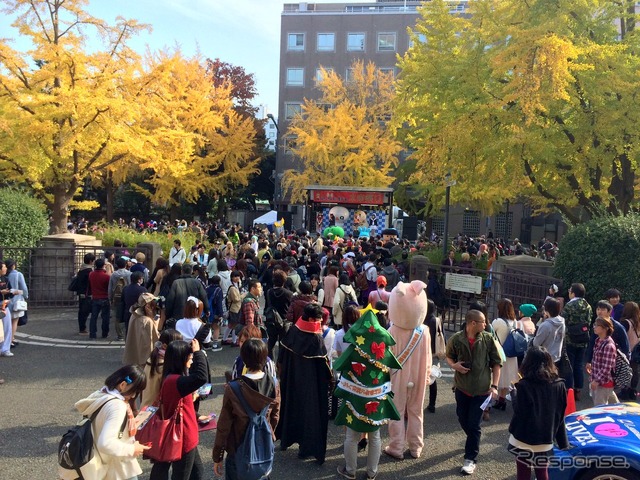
top-left (134, 51), bottom-right (260, 218)
top-left (394, 0), bottom-right (640, 222)
top-left (281, 60), bottom-right (401, 203)
top-left (0, 0), bottom-right (150, 233)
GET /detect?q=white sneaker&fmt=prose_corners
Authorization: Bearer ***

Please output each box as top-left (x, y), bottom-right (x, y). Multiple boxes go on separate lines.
top-left (461, 459), bottom-right (476, 475)
top-left (1, 351), bottom-right (14, 357)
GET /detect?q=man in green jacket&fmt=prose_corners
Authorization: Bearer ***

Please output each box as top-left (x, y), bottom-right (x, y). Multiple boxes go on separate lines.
top-left (446, 309), bottom-right (502, 475)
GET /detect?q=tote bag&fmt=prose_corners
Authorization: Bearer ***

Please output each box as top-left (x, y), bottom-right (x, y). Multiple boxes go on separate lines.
top-left (136, 376), bottom-right (184, 462)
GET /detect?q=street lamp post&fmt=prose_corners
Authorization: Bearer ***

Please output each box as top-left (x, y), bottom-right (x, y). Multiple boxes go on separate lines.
top-left (442, 172), bottom-right (456, 257)
top-left (266, 114), bottom-right (280, 211)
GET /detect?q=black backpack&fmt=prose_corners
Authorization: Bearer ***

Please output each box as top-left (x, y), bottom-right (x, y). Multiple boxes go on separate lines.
top-left (229, 381), bottom-right (274, 480)
top-left (58, 398), bottom-right (127, 476)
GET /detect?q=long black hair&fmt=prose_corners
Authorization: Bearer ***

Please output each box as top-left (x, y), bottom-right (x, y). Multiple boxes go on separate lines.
top-left (162, 340), bottom-right (192, 378)
top-left (105, 365), bottom-right (147, 398)
top-left (520, 346), bottom-right (558, 383)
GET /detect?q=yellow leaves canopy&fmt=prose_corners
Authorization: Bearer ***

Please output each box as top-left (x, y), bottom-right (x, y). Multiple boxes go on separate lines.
top-left (282, 60), bottom-right (401, 203)
top-left (394, 0), bottom-right (640, 221)
top-left (0, 0), bottom-right (259, 231)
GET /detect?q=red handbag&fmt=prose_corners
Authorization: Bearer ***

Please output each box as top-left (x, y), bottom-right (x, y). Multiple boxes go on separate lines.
top-left (136, 376), bottom-right (184, 462)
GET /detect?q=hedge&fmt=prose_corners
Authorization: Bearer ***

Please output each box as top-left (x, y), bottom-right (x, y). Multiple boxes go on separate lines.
top-left (94, 226), bottom-right (200, 258)
top-left (554, 214), bottom-right (640, 306)
top-left (0, 189), bottom-right (49, 247)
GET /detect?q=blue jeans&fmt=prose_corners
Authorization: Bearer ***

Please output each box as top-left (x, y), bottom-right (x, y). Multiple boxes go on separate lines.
top-left (565, 344), bottom-right (586, 390)
top-left (90, 299), bottom-right (110, 338)
top-left (455, 389), bottom-right (488, 462)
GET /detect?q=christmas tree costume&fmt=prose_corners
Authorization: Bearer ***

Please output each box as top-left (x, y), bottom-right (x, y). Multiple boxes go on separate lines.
top-left (334, 308), bottom-right (401, 478)
top-left (384, 280), bottom-right (432, 460)
top-left (333, 309), bottom-right (402, 431)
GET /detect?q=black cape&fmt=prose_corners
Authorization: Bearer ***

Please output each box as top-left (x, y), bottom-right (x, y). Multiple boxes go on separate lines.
top-left (276, 324), bottom-right (332, 463)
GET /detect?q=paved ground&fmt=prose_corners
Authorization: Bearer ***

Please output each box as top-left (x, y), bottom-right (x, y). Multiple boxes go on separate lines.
top-left (0, 307), bottom-right (591, 480)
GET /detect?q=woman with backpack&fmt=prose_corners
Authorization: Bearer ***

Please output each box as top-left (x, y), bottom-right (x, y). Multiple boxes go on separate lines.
top-left (59, 365), bottom-right (149, 480)
top-left (333, 274), bottom-right (358, 328)
top-left (491, 298), bottom-right (519, 411)
top-left (213, 338), bottom-right (280, 480)
top-left (149, 339), bottom-right (208, 480)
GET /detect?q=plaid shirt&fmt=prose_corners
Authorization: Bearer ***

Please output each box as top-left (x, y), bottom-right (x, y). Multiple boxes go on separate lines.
top-left (241, 293), bottom-right (262, 326)
top-left (592, 336), bottom-right (616, 385)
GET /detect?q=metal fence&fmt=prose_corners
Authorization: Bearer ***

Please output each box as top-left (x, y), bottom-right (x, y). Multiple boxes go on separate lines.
top-left (0, 244), bottom-right (153, 307)
top-left (437, 266), bottom-right (561, 332)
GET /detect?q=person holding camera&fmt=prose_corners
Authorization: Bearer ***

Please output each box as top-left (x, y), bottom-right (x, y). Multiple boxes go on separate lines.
top-left (446, 309), bottom-right (502, 475)
top-left (122, 293), bottom-right (159, 367)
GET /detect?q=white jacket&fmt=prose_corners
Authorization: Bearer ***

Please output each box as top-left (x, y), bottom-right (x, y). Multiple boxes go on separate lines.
top-left (58, 390), bottom-right (140, 480)
top-left (332, 284), bottom-right (358, 327)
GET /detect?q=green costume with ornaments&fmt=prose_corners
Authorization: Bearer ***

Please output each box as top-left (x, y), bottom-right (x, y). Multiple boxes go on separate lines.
top-left (333, 309), bottom-right (401, 432)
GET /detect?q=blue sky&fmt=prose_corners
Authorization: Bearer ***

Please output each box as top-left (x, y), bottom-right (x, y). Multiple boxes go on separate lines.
top-left (0, 0), bottom-right (370, 117)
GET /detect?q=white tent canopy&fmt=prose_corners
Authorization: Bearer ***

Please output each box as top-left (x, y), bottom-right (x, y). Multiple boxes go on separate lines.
top-left (253, 210), bottom-right (278, 226)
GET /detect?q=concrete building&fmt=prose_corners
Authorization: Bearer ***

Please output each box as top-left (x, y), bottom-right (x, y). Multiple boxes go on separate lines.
top-left (256, 105), bottom-right (278, 152)
top-left (274, 1), bottom-right (452, 214)
top-left (273, 1), bottom-right (565, 241)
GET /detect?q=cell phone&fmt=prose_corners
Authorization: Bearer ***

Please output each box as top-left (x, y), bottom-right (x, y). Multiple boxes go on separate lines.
top-left (461, 362), bottom-right (472, 370)
top-left (197, 383), bottom-right (212, 397)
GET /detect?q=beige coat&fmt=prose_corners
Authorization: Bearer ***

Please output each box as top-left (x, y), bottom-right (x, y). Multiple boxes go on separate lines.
top-left (58, 391), bottom-right (140, 480)
top-left (332, 284), bottom-right (357, 327)
top-left (122, 313), bottom-right (159, 367)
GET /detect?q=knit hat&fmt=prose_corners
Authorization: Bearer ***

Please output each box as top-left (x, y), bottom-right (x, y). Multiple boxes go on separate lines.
top-left (519, 304), bottom-right (537, 317)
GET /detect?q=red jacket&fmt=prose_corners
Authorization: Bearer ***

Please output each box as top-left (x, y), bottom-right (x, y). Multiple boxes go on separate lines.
top-left (88, 269), bottom-right (110, 300)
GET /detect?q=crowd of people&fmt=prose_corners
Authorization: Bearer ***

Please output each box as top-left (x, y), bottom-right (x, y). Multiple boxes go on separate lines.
top-left (48, 219), bottom-right (638, 479)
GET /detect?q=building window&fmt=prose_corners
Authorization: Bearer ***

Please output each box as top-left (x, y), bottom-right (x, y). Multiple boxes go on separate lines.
top-left (347, 33), bottom-right (365, 51)
top-left (379, 67), bottom-right (395, 77)
top-left (315, 67), bottom-right (334, 84)
top-left (431, 216), bottom-right (444, 236)
top-left (408, 32), bottom-right (427, 48)
top-left (377, 32), bottom-right (396, 52)
top-left (317, 33), bottom-right (335, 52)
top-left (287, 33), bottom-right (305, 51)
top-left (315, 103), bottom-right (334, 113)
top-left (286, 68), bottom-right (304, 86)
top-left (463, 210), bottom-right (480, 237)
top-left (284, 135), bottom-right (298, 154)
top-left (495, 212), bottom-right (513, 240)
top-left (285, 102), bottom-right (302, 119)
top-left (345, 67), bottom-right (356, 83)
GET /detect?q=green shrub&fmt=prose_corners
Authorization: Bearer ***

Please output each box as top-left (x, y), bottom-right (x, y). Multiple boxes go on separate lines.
top-left (0, 189), bottom-right (49, 247)
top-left (94, 226), bottom-right (200, 257)
top-left (554, 214), bottom-right (640, 305)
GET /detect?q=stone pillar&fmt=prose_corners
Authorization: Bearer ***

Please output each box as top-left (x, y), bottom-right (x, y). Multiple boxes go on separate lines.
top-left (136, 242), bottom-right (162, 272)
top-left (409, 255), bottom-right (430, 284)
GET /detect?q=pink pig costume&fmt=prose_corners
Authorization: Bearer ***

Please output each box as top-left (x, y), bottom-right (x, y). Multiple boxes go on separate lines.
top-left (384, 280), bottom-right (432, 459)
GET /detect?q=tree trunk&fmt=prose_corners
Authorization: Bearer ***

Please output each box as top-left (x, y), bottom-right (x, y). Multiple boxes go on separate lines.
top-left (106, 171), bottom-right (115, 223)
top-left (216, 196), bottom-right (226, 222)
top-left (50, 188), bottom-right (72, 234)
